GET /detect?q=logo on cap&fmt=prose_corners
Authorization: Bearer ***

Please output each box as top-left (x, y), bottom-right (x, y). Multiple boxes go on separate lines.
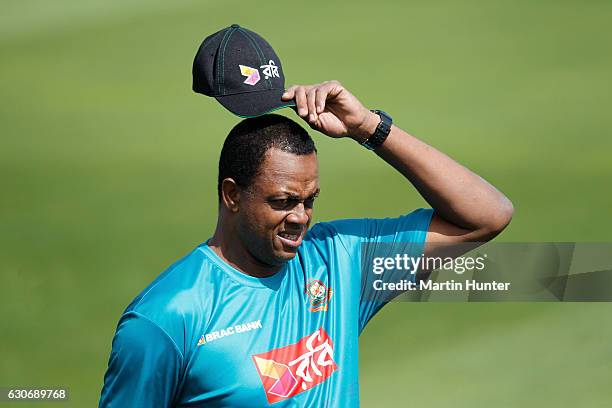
top-left (239, 65), bottom-right (260, 86)
top-left (260, 60), bottom-right (280, 79)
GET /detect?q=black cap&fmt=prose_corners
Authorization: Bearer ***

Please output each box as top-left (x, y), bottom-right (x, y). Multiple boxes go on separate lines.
top-left (192, 24), bottom-right (294, 118)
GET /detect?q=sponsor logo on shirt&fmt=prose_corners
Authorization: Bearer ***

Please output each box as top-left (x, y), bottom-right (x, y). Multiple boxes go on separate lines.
top-left (305, 279), bottom-right (332, 312)
top-left (197, 319), bottom-right (262, 346)
top-left (252, 328), bottom-right (336, 404)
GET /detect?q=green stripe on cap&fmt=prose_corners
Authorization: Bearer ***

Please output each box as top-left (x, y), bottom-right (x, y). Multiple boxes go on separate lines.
top-left (217, 26), bottom-right (238, 95)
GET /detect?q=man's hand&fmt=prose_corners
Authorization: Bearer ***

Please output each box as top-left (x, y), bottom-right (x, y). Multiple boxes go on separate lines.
top-left (282, 81), bottom-right (379, 142)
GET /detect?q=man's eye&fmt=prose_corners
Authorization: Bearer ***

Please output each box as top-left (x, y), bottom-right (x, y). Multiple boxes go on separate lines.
top-left (304, 197), bottom-right (316, 208)
top-left (271, 199), bottom-right (293, 209)
top-left (270, 196), bottom-right (317, 210)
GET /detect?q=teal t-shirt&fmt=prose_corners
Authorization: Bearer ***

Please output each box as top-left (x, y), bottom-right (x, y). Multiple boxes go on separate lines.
top-left (99, 209), bottom-right (433, 407)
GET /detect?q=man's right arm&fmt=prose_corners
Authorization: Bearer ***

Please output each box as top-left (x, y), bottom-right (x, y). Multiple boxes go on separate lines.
top-left (99, 311), bottom-right (182, 408)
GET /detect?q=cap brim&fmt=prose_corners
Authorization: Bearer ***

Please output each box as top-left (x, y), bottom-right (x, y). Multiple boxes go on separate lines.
top-left (215, 88), bottom-right (295, 118)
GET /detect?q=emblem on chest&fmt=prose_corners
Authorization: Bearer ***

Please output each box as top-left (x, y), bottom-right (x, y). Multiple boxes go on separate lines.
top-left (305, 279), bottom-right (332, 312)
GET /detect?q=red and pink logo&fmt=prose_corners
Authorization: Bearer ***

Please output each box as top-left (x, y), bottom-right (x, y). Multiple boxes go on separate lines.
top-left (252, 328), bottom-right (337, 404)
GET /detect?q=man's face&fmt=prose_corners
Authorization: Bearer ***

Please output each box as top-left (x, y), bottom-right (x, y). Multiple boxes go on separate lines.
top-left (235, 148), bottom-right (319, 267)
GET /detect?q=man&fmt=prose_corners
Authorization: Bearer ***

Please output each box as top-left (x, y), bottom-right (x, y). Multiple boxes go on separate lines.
top-left (99, 80), bottom-right (513, 407)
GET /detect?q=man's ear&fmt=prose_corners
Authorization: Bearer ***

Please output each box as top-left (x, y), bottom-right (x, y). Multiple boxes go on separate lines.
top-left (220, 178), bottom-right (241, 213)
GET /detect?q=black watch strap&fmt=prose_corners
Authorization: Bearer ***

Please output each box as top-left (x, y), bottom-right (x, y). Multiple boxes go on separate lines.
top-left (361, 110), bottom-right (393, 150)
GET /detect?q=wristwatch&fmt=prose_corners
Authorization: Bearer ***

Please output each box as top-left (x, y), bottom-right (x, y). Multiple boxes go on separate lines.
top-left (361, 110), bottom-right (392, 150)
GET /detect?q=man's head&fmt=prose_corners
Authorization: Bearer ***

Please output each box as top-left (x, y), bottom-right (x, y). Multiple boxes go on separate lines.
top-left (217, 114), bottom-right (319, 268)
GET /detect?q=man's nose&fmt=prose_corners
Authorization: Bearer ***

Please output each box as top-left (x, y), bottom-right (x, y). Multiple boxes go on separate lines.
top-left (286, 203), bottom-right (309, 225)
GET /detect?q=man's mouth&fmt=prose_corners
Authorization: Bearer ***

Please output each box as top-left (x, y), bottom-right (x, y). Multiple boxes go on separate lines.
top-left (277, 230), bottom-right (304, 248)
top-left (278, 231), bottom-right (300, 241)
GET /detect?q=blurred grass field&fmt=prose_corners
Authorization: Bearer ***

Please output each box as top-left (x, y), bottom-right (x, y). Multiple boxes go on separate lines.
top-left (1, 0), bottom-right (612, 406)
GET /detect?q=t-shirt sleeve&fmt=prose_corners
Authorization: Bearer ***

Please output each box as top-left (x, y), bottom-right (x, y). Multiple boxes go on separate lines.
top-left (320, 208), bottom-right (433, 334)
top-left (99, 311), bottom-right (183, 408)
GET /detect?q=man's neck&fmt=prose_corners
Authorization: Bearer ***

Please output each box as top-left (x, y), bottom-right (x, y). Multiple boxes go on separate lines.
top-left (208, 226), bottom-right (282, 278)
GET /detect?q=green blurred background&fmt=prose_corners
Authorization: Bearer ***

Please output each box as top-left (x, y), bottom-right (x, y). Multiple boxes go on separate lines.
top-left (1, 0), bottom-right (611, 406)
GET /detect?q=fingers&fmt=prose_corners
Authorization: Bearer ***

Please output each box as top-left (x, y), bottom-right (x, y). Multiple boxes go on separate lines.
top-left (324, 80), bottom-right (343, 100)
top-left (315, 87), bottom-right (326, 114)
top-left (306, 87), bottom-right (318, 122)
top-left (283, 81), bottom-right (344, 124)
top-left (294, 86), bottom-right (308, 117)
top-left (284, 84), bottom-right (312, 120)
top-left (283, 85), bottom-right (307, 118)
top-left (281, 86), bottom-right (297, 101)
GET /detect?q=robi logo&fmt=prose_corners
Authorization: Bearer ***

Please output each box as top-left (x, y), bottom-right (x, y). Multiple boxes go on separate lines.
top-left (252, 328), bottom-right (337, 404)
